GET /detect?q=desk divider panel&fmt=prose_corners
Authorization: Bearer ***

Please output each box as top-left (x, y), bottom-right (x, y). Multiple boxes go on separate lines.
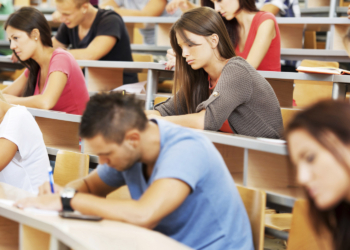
top-left (35, 117), bottom-right (80, 153)
top-left (214, 144), bottom-right (244, 185)
top-left (333, 24), bottom-right (349, 50)
top-left (279, 25), bottom-right (304, 49)
top-left (125, 23), bottom-right (135, 44)
top-left (125, 23), bottom-right (145, 45)
top-left (307, 0), bottom-right (330, 7)
top-left (0, 216), bottom-right (19, 250)
top-left (20, 224), bottom-right (50, 250)
top-left (266, 79), bottom-right (294, 108)
top-left (156, 24), bottom-right (173, 47)
top-left (247, 150), bottom-right (304, 199)
top-left (86, 68), bottom-right (123, 92)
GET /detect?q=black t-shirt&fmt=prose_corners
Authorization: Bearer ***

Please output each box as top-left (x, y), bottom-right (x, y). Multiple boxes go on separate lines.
top-left (55, 9), bottom-right (138, 84)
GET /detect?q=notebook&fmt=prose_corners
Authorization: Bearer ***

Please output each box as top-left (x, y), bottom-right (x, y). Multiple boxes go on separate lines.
top-left (296, 66), bottom-right (350, 75)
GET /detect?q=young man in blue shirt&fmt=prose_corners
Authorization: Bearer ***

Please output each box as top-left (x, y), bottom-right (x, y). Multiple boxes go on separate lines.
top-left (15, 92), bottom-right (254, 250)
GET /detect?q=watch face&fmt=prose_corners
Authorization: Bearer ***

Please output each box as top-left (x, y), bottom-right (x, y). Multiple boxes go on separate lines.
top-left (61, 187), bottom-right (76, 199)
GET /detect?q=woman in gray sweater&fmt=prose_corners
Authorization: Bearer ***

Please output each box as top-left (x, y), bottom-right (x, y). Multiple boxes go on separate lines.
top-left (146, 7), bottom-right (283, 139)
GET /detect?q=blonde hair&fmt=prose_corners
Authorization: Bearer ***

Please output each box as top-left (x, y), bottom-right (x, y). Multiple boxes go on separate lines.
top-left (55, 0), bottom-right (89, 8)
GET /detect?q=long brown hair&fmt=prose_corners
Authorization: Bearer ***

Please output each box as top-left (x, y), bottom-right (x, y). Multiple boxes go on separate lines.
top-left (285, 100), bottom-right (350, 250)
top-left (5, 7), bottom-right (53, 97)
top-left (170, 7), bottom-right (236, 114)
top-left (201, 0), bottom-right (258, 48)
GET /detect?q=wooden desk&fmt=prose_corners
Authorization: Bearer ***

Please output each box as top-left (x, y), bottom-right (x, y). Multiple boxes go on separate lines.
top-left (0, 182), bottom-right (191, 250)
top-left (1, 56), bottom-right (349, 111)
top-left (122, 16), bottom-right (350, 50)
top-left (80, 62), bottom-right (350, 109)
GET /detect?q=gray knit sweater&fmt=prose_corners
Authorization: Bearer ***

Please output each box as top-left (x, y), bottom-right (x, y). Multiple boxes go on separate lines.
top-left (154, 57), bottom-right (283, 139)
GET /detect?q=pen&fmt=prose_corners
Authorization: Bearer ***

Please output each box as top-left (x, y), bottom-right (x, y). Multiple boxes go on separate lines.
top-left (48, 166), bottom-right (55, 193)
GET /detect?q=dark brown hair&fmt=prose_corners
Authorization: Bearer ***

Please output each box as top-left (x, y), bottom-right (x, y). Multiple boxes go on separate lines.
top-left (80, 92), bottom-right (148, 144)
top-left (5, 7), bottom-right (53, 97)
top-left (285, 100), bottom-right (350, 250)
top-left (170, 7), bottom-right (236, 114)
top-left (201, 0), bottom-right (258, 48)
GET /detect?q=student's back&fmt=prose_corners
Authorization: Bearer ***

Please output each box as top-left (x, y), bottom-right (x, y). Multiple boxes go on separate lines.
top-left (154, 120), bottom-right (254, 249)
top-left (0, 105), bottom-right (49, 193)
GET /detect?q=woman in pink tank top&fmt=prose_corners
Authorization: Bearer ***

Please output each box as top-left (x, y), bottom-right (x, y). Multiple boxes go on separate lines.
top-left (203, 0), bottom-right (281, 71)
top-left (166, 0), bottom-right (281, 72)
top-left (2, 7), bottom-right (89, 115)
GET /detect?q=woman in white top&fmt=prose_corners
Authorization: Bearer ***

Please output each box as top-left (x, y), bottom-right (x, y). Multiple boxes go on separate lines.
top-left (0, 96), bottom-right (48, 194)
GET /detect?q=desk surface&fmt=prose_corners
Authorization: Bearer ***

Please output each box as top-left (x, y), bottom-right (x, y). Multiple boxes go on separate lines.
top-left (0, 183), bottom-right (191, 250)
top-left (1, 56), bottom-right (350, 83)
top-left (121, 16), bottom-right (350, 25)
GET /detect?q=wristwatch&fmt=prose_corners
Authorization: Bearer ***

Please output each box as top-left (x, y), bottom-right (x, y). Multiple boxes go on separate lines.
top-left (60, 187), bottom-right (77, 212)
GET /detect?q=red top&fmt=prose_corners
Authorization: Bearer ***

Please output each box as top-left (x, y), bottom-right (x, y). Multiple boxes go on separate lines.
top-left (235, 11), bottom-right (281, 72)
top-left (24, 48), bottom-right (89, 115)
top-left (208, 63), bottom-right (234, 134)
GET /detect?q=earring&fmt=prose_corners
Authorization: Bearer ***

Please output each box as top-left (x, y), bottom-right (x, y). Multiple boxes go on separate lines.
top-left (35, 38), bottom-right (38, 41)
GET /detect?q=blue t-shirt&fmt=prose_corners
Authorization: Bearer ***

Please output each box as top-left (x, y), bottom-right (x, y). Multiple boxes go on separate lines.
top-left (97, 119), bottom-right (254, 250)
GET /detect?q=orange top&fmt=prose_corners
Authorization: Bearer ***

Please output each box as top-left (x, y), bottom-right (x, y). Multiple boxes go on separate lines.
top-left (208, 68), bottom-right (234, 134)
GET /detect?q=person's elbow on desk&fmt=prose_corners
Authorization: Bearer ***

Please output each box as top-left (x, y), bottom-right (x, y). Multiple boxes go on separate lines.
top-left (146, 109), bottom-right (206, 130)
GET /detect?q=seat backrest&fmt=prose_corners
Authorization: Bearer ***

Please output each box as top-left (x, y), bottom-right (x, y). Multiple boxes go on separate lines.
top-left (281, 108), bottom-right (301, 129)
top-left (236, 185), bottom-right (266, 250)
top-left (154, 97), bottom-right (169, 106)
top-left (287, 199), bottom-right (333, 250)
top-left (299, 60), bottom-right (339, 68)
top-left (53, 150), bottom-right (90, 186)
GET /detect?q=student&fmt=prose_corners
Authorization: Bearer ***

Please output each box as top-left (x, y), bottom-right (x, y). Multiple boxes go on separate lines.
top-left (149, 7), bottom-right (283, 138)
top-left (3, 7), bottom-right (89, 115)
top-left (286, 100), bottom-right (350, 250)
top-left (15, 92), bottom-right (254, 250)
top-left (100, 0), bottom-right (181, 45)
top-left (0, 95), bottom-right (49, 194)
top-left (255, 0), bottom-right (300, 17)
top-left (53, 0), bottom-right (138, 84)
top-left (165, 0), bottom-right (281, 71)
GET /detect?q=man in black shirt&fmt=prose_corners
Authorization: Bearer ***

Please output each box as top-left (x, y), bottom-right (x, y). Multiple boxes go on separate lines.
top-left (53, 0), bottom-right (138, 84)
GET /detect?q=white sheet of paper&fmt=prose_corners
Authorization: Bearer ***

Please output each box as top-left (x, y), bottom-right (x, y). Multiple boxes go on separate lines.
top-left (0, 199), bottom-right (58, 216)
top-left (111, 81), bottom-right (147, 94)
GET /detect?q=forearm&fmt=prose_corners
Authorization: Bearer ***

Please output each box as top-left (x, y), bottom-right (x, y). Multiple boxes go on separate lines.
top-left (180, 1), bottom-right (197, 12)
top-left (2, 87), bottom-right (21, 96)
top-left (145, 110), bottom-right (161, 116)
top-left (66, 179), bottom-right (90, 193)
top-left (69, 49), bottom-right (97, 60)
top-left (71, 193), bottom-right (157, 228)
top-left (4, 94), bottom-right (54, 110)
top-left (161, 111), bottom-right (205, 129)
